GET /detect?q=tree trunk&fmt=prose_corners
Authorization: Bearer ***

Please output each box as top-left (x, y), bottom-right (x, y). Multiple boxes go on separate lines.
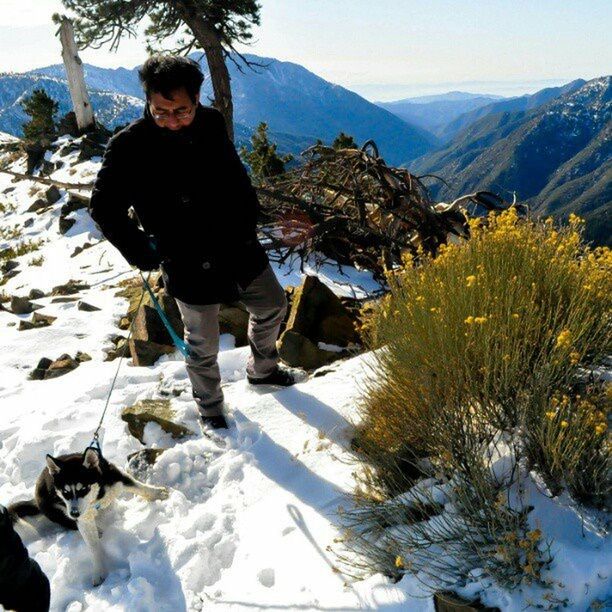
top-left (174, 2), bottom-right (234, 142)
top-left (58, 17), bottom-right (95, 132)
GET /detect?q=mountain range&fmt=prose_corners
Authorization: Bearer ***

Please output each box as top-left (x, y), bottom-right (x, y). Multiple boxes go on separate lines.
top-left (376, 92), bottom-right (504, 138)
top-left (413, 76), bottom-right (611, 246)
top-left (1, 53), bottom-right (437, 164)
top-left (0, 53), bottom-right (609, 244)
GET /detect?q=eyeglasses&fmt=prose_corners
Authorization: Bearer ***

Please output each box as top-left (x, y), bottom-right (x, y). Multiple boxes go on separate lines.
top-left (149, 104), bottom-right (196, 121)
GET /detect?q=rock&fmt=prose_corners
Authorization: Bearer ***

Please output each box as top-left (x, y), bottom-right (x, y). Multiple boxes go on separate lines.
top-left (32, 312), bottom-right (56, 326)
top-left (44, 354), bottom-right (80, 379)
top-left (157, 290), bottom-right (184, 337)
top-left (45, 185), bottom-right (61, 205)
top-left (2, 260), bottom-right (19, 273)
top-left (24, 141), bottom-right (46, 174)
top-left (3, 269), bottom-right (20, 280)
top-left (28, 289), bottom-right (45, 299)
top-left (121, 399), bottom-right (193, 443)
top-left (10, 296), bottom-right (42, 315)
top-left (19, 312), bottom-right (57, 330)
top-left (70, 241), bottom-right (94, 258)
top-left (219, 303), bottom-right (249, 347)
top-left (277, 330), bottom-right (339, 370)
top-left (77, 300), bottom-right (101, 312)
top-left (51, 280), bottom-right (90, 296)
top-left (133, 304), bottom-right (173, 345)
top-left (23, 218), bottom-right (34, 228)
top-left (127, 448), bottom-right (167, 466)
top-left (75, 351), bottom-right (92, 362)
top-left (59, 216), bottom-right (76, 235)
top-left (51, 296), bottom-right (78, 303)
top-left (118, 317), bottom-right (130, 330)
top-left (131, 289), bottom-right (183, 346)
top-left (434, 592), bottom-right (499, 612)
top-left (29, 357), bottom-right (53, 380)
top-left (285, 275), bottom-right (359, 347)
top-left (128, 338), bottom-right (175, 367)
top-left (62, 194), bottom-right (89, 215)
top-left (26, 198), bottom-right (48, 213)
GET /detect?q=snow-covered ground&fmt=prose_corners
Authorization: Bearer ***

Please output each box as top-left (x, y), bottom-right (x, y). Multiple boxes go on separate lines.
top-left (0, 140), bottom-right (421, 611)
top-left (1, 137), bottom-right (609, 611)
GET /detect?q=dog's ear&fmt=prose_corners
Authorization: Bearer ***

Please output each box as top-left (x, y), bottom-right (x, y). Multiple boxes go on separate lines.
top-left (46, 455), bottom-right (61, 475)
top-left (83, 448), bottom-right (101, 471)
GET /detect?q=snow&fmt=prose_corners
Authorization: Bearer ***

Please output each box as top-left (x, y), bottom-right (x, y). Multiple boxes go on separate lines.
top-left (0, 136), bottom-right (609, 611)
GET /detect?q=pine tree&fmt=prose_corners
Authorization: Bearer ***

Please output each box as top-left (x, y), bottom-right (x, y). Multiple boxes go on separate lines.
top-left (57, 0), bottom-right (263, 142)
top-left (332, 132), bottom-right (358, 149)
top-left (22, 89), bottom-right (58, 143)
top-left (240, 122), bottom-right (293, 180)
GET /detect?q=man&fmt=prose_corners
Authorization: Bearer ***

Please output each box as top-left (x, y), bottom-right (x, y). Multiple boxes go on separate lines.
top-left (0, 505), bottom-right (51, 611)
top-left (90, 55), bottom-right (297, 430)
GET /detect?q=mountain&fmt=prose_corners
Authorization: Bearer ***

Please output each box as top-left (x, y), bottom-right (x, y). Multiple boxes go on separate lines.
top-left (27, 52), bottom-right (438, 164)
top-left (377, 92), bottom-right (503, 138)
top-left (396, 91), bottom-right (504, 104)
top-left (412, 76), bottom-right (611, 245)
top-left (0, 73), bottom-right (144, 136)
top-left (439, 79), bottom-right (587, 142)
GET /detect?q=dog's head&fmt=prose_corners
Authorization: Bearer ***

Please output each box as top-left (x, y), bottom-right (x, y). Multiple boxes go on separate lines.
top-left (46, 449), bottom-right (102, 520)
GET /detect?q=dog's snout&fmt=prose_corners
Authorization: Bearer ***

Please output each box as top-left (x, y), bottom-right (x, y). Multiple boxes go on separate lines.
top-left (70, 509), bottom-right (80, 518)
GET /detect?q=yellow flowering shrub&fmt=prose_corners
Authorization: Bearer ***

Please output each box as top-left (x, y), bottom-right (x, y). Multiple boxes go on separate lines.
top-left (356, 206), bottom-right (611, 494)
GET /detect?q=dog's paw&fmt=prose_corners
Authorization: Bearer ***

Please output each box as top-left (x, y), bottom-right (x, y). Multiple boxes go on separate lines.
top-left (92, 569), bottom-right (108, 587)
top-left (151, 486), bottom-right (170, 501)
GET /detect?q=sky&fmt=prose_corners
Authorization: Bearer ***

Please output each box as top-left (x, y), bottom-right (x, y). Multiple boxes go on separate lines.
top-left (0, 0), bottom-right (610, 100)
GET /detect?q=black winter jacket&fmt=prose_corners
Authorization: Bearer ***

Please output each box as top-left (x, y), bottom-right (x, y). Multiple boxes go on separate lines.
top-left (90, 104), bottom-right (269, 305)
top-left (0, 506), bottom-right (50, 612)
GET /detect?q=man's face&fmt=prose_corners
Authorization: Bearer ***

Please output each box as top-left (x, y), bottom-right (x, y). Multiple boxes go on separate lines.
top-left (149, 87), bottom-right (199, 131)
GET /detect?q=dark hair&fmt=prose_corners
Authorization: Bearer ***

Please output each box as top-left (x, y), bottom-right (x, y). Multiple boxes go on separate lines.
top-left (138, 55), bottom-right (204, 102)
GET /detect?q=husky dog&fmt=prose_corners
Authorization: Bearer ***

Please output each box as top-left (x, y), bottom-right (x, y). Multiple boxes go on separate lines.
top-left (9, 448), bottom-right (169, 586)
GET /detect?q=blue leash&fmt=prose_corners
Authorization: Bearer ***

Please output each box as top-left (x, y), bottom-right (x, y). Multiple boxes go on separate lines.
top-left (138, 270), bottom-right (193, 359)
top-left (86, 266), bottom-right (193, 454)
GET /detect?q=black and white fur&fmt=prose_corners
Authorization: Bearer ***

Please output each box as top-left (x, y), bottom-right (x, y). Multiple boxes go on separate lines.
top-left (9, 448), bottom-right (169, 586)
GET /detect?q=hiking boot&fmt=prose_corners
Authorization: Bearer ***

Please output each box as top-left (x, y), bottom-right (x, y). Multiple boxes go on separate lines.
top-left (200, 413), bottom-right (229, 430)
top-left (247, 365), bottom-right (298, 387)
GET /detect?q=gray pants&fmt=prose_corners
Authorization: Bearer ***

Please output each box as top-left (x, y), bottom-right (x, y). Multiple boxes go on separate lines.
top-left (175, 264), bottom-right (287, 417)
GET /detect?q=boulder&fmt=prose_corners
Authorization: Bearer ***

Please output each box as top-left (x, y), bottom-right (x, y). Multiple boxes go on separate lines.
top-left (70, 241), bottom-right (94, 258)
top-left (284, 275), bottom-right (359, 346)
top-left (277, 330), bottom-right (340, 370)
top-left (77, 300), bottom-right (101, 312)
top-left (133, 304), bottom-right (173, 346)
top-left (128, 338), bottom-right (175, 367)
top-left (121, 399), bottom-right (193, 443)
top-left (28, 289), bottom-right (46, 299)
top-left (59, 216), bottom-right (76, 235)
top-left (51, 296), bottom-right (78, 303)
top-left (277, 275), bottom-right (360, 369)
top-left (19, 312), bottom-right (56, 330)
top-left (2, 260), bottom-right (19, 273)
top-left (51, 280), bottom-right (90, 296)
top-left (10, 296), bottom-right (42, 315)
top-left (219, 303), bottom-right (249, 347)
top-left (26, 198), bottom-right (48, 213)
top-left (44, 354), bottom-right (80, 379)
top-left (29, 357), bottom-right (53, 380)
top-left (45, 185), bottom-right (61, 205)
top-left (23, 218), bottom-right (34, 228)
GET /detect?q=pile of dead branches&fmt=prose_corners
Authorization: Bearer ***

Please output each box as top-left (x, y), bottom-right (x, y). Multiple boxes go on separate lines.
top-left (257, 141), bottom-right (521, 282)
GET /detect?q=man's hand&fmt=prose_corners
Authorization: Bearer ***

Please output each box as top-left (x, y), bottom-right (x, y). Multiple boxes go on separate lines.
top-left (130, 249), bottom-right (162, 271)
